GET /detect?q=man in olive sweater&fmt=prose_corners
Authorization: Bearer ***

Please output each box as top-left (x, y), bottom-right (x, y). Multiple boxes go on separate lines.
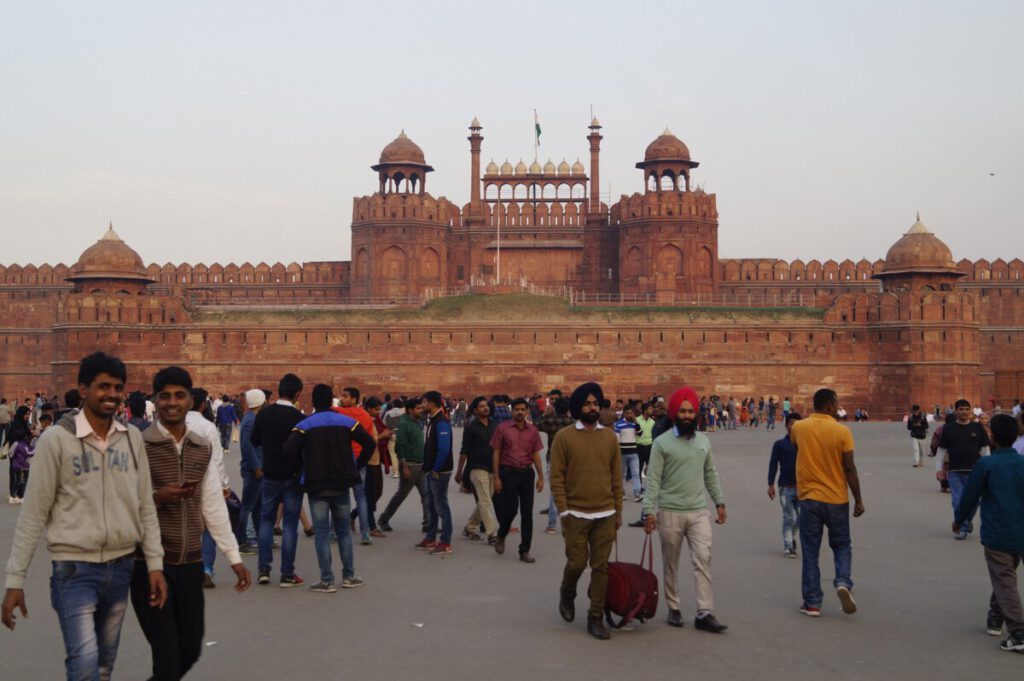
top-left (644, 386), bottom-right (728, 633)
top-left (550, 382), bottom-right (622, 641)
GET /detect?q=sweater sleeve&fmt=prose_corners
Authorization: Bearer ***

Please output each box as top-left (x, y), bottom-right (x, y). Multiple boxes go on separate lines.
top-left (642, 438), bottom-right (664, 517)
top-left (611, 435), bottom-right (623, 516)
top-left (549, 431), bottom-right (568, 514)
top-left (768, 441), bottom-right (781, 485)
top-left (704, 448), bottom-right (725, 506)
top-left (954, 460), bottom-right (987, 526)
top-left (200, 455), bottom-right (241, 565)
top-left (4, 430), bottom-right (62, 589)
top-left (432, 420), bottom-right (452, 472)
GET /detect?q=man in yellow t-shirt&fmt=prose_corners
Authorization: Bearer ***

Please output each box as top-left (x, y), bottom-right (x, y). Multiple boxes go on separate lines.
top-left (790, 388), bottom-right (864, 618)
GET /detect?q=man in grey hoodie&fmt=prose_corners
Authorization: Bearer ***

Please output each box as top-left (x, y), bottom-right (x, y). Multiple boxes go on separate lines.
top-left (2, 352), bottom-right (167, 681)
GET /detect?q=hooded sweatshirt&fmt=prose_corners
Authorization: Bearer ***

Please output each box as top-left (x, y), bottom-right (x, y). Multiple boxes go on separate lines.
top-left (4, 413), bottom-right (164, 589)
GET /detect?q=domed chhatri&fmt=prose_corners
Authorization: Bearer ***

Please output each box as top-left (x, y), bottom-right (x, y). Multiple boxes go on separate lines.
top-left (377, 130), bottom-right (430, 167)
top-left (879, 213), bottom-right (961, 276)
top-left (643, 127), bottom-right (691, 163)
top-left (69, 223), bottom-right (153, 286)
top-left (485, 159), bottom-right (499, 175)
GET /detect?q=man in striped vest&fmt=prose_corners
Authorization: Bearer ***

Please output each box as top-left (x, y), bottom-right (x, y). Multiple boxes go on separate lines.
top-left (131, 366), bottom-right (251, 680)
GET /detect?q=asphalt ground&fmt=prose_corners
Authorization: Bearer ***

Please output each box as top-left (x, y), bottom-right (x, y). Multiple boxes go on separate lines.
top-left (1, 421), bottom-right (1019, 679)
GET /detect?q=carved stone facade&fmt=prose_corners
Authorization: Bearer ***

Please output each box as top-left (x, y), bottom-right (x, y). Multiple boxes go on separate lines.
top-left (1, 120), bottom-right (1021, 416)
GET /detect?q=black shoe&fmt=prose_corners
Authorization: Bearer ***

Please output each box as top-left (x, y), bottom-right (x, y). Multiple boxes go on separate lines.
top-left (587, 615), bottom-right (611, 640)
top-left (519, 552), bottom-right (536, 564)
top-left (988, 612), bottom-right (1005, 637)
top-left (667, 609), bottom-right (684, 627)
top-left (627, 520), bottom-right (645, 528)
top-left (539, 508), bottom-right (549, 515)
top-left (559, 593), bottom-right (575, 622)
top-left (494, 536), bottom-right (506, 555)
top-left (694, 613), bottom-right (727, 633)
top-left (378, 521), bottom-right (393, 532)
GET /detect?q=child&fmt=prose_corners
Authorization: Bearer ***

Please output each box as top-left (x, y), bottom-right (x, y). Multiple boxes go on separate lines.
top-left (9, 428), bottom-right (35, 503)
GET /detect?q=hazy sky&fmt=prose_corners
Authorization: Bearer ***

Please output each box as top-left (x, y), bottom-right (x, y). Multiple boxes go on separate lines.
top-left (2, 1), bottom-right (1021, 268)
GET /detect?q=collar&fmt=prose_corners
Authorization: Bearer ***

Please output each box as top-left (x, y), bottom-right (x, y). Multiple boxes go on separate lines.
top-left (672, 425), bottom-right (696, 440)
top-left (155, 419), bottom-right (189, 444)
top-left (275, 399), bottom-right (295, 408)
top-left (74, 409), bottom-right (127, 440)
top-left (574, 420), bottom-right (604, 430)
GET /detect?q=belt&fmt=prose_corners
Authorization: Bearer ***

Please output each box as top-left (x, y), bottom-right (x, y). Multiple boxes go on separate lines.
top-left (500, 465), bottom-right (532, 472)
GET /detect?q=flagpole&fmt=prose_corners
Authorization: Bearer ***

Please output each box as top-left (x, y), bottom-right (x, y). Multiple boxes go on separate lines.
top-left (496, 191), bottom-right (501, 284)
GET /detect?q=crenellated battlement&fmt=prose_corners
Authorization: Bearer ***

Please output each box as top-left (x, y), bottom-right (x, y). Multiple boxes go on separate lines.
top-left (351, 192), bottom-right (461, 227)
top-left (612, 190), bottom-right (718, 223)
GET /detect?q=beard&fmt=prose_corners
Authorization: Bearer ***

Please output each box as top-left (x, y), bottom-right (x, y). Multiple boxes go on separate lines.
top-left (675, 417), bottom-right (696, 436)
top-left (580, 411), bottom-right (600, 424)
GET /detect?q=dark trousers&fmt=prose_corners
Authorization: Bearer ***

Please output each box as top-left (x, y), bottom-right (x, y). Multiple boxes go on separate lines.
top-left (217, 423), bottom-right (232, 451)
top-left (560, 514), bottom-right (617, 619)
top-left (379, 461), bottom-right (427, 529)
top-left (130, 561), bottom-right (205, 681)
top-left (496, 466), bottom-right (535, 554)
top-left (636, 444), bottom-right (652, 477)
top-left (8, 459), bottom-right (17, 497)
top-left (986, 548), bottom-right (1023, 636)
top-left (351, 465), bottom-right (383, 530)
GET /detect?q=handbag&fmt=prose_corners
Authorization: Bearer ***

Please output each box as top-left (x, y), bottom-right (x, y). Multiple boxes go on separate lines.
top-left (595, 532), bottom-right (659, 629)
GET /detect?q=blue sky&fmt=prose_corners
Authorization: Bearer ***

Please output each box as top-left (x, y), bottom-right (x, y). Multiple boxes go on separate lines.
top-left (1, 1), bottom-right (1020, 267)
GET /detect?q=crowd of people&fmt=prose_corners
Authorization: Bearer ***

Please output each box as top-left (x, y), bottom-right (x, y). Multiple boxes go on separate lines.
top-left (1, 352), bottom-right (1023, 681)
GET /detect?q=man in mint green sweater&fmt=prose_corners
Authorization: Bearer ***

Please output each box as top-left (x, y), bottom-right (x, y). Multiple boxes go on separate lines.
top-left (644, 386), bottom-right (727, 633)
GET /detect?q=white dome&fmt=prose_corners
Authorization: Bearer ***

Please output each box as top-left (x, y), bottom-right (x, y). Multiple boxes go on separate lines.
top-left (571, 159), bottom-right (586, 175)
top-left (515, 159), bottom-right (528, 175)
top-left (557, 158), bottom-right (570, 175)
top-left (528, 160), bottom-right (542, 174)
top-left (485, 159), bottom-right (499, 174)
top-left (543, 159), bottom-right (556, 174)
top-left (500, 159), bottom-right (514, 174)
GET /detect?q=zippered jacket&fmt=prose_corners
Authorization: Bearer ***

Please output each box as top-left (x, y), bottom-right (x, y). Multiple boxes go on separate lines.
top-left (284, 410), bottom-right (376, 494)
top-left (4, 414), bottom-right (164, 589)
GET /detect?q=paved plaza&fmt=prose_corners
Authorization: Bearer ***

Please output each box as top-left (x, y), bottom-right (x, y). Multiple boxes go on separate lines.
top-left (2, 421), bottom-right (1018, 678)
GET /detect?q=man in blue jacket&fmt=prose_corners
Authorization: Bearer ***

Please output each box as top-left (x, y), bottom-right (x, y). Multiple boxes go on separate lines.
top-left (415, 391), bottom-right (454, 556)
top-left (955, 413), bottom-right (1024, 653)
top-left (283, 384), bottom-right (375, 593)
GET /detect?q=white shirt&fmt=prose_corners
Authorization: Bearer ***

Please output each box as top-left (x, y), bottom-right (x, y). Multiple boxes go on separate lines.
top-left (186, 411), bottom-right (229, 489)
top-left (155, 420), bottom-right (241, 565)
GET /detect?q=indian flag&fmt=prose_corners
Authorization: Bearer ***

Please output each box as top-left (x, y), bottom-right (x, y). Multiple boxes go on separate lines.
top-left (534, 110), bottom-right (541, 146)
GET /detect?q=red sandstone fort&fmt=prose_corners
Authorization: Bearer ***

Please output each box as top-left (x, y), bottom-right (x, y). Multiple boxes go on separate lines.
top-left (1, 120), bottom-right (1021, 416)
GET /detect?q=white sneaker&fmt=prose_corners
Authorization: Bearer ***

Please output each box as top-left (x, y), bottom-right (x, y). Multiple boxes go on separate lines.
top-left (7, 496), bottom-right (17, 505)
top-left (12, 497), bottom-right (22, 505)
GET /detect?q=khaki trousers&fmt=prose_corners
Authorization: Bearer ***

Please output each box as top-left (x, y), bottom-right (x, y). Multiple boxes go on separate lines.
top-left (560, 514), bottom-right (617, 619)
top-left (466, 469), bottom-right (499, 537)
top-left (657, 509), bottom-right (714, 612)
top-left (387, 439), bottom-right (400, 475)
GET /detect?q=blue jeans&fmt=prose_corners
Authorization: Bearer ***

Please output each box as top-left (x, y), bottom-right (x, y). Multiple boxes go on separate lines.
top-left (779, 486), bottom-right (800, 551)
top-left (947, 471), bottom-right (975, 534)
top-left (622, 452), bottom-right (641, 497)
top-left (49, 556), bottom-right (134, 681)
top-left (309, 493), bottom-right (355, 582)
top-left (799, 499), bottom-right (852, 607)
top-left (236, 470), bottom-right (262, 545)
top-left (546, 464), bottom-right (558, 530)
top-left (352, 469), bottom-right (370, 535)
top-left (258, 478), bottom-right (303, 576)
top-left (201, 530), bottom-right (215, 575)
top-left (423, 471), bottom-right (453, 545)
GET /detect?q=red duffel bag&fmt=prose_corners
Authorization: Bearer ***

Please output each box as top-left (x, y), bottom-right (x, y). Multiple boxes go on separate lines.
top-left (595, 533), bottom-right (659, 629)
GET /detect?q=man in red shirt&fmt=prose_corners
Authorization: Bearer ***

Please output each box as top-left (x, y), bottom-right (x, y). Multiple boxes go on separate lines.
top-left (334, 387), bottom-right (377, 545)
top-left (490, 398), bottom-right (545, 563)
